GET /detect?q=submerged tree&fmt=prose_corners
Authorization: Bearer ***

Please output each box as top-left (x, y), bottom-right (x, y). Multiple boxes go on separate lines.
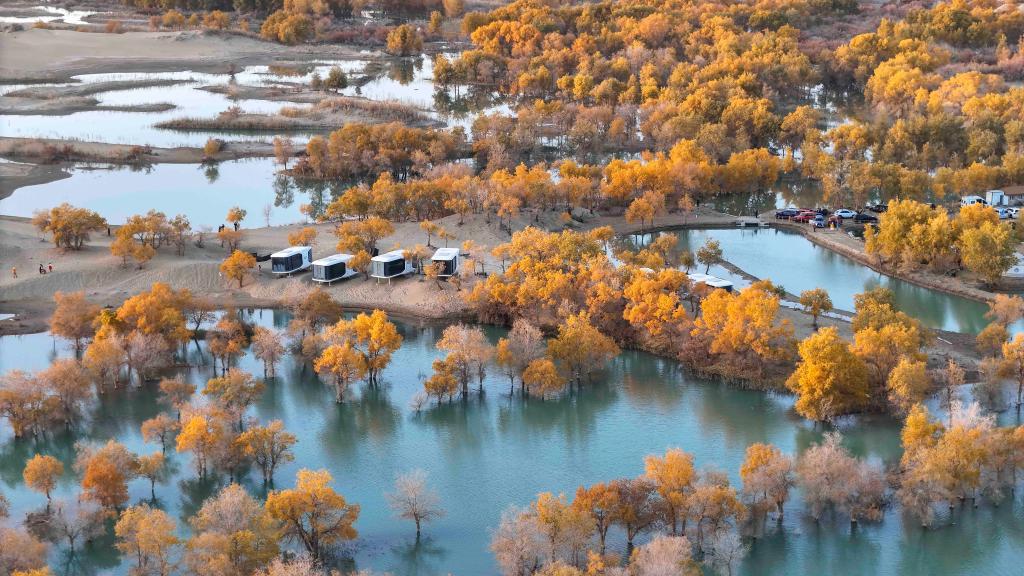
top-left (264, 469), bottom-right (360, 562)
top-left (386, 469), bottom-right (446, 538)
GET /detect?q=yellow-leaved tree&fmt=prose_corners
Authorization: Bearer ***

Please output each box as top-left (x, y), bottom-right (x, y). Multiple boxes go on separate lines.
top-left (548, 312), bottom-right (619, 385)
top-left (50, 291), bottom-right (101, 354)
top-left (521, 358), bottom-right (566, 399)
top-left (886, 357), bottom-right (930, 415)
top-left (185, 483), bottom-right (280, 575)
top-left (643, 448), bottom-right (694, 535)
top-left (221, 250), bottom-right (256, 288)
top-left (787, 327), bottom-right (870, 421)
top-left (287, 226), bottom-right (317, 247)
top-left (23, 454), bottom-right (63, 511)
top-left (314, 341), bottom-right (367, 403)
top-left (115, 505), bottom-right (179, 576)
top-left (324, 309), bottom-right (403, 385)
top-left (264, 469), bottom-right (359, 562)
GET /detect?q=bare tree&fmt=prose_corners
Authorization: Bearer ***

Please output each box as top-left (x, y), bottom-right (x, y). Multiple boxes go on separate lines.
top-left (796, 432), bottom-right (885, 525)
top-left (124, 331), bottom-right (170, 384)
top-left (490, 506), bottom-right (545, 576)
top-left (704, 529), bottom-right (748, 576)
top-left (50, 499), bottom-right (108, 552)
top-left (387, 469), bottom-right (445, 538)
top-left (252, 327), bottom-right (286, 377)
top-left (940, 359), bottom-right (965, 424)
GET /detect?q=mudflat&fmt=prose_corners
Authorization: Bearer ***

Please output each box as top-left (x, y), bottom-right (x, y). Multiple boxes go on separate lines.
top-left (0, 28), bottom-right (363, 81)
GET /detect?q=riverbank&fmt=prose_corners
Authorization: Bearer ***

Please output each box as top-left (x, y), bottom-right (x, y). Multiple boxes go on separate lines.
top-left (0, 28), bottom-right (367, 83)
top-left (0, 207), bottom-right (982, 375)
top-left (0, 212), bottom-right (507, 336)
top-left (0, 161), bottom-right (70, 200)
top-left (771, 219), bottom-right (1020, 302)
top-left (609, 207), bottom-right (1016, 308)
top-left (155, 95), bottom-right (441, 132)
top-left (0, 78), bottom-right (185, 115)
top-left (0, 138), bottom-right (296, 197)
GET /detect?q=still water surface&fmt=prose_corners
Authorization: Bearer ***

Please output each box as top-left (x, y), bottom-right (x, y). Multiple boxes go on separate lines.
top-left (635, 227), bottom-right (1003, 335)
top-left (1, 311), bottom-right (1023, 575)
top-left (0, 56), bottom-right (503, 147)
top-left (0, 158), bottom-right (321, 228)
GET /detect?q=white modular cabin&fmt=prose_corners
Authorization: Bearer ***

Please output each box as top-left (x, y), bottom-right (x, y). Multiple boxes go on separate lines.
top-left (987, 189), bottom-right (1006, 206)
top-left (960, 195), bottom-right (987, 207)
top-left (431, 247), bottom-right (460, 277)
top-left (311, 253), bottom-right (357, 284)
top-left (688, 272), bottom-right (734, 293)
top-left (270, 246), bottom-right (313, 276)
top-left (370, 249), bottom-right (415, 283)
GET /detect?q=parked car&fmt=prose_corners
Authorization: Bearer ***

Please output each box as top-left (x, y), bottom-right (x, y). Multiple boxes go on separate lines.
top-left (793, 211), bottom-right (817, 223)
top-left (813, 215), bottom-right (827, 228)
top-left (853, 212), bottom-right (878, 223)
top-left (996, 207), bottom-right (1012, 220)
top-left (833, 209), bottom-right (857, 219)
top-left (867, 203), bottom-right (888, 213)
top-left (1008, 207), bottom-right (1020, 219)
top-left (775, 208), bottom-right (800, 219)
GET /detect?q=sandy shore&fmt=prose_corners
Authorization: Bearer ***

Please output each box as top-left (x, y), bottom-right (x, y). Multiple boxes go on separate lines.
top-left (0, 28), bottom-right (366, 82)
top-left (0, 212), bottom-right (512, 335)
top-left (0, 96), bottom-right (176, 115)
top-left (0, 162), bottom-right (70, 200)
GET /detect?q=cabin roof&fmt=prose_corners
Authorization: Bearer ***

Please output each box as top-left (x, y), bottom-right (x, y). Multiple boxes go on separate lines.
top-left (372, 249), bottom-right (406, 262)
top-left (270, 246), bottom-right (311, 258)
top-left (432, 248), bottom-right (459, 260)
top-left (312, 254), bottom-right (353, 266)
top-left (689, 272), bottom-right (733, 288)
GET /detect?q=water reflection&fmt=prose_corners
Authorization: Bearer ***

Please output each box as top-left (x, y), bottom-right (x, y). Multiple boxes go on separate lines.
top-left (1, 313), bottom-right (1023, 575)
top-left (0, 158), bottom-right (306, 228)
top-left (628, 227), bottom-right (999, 334)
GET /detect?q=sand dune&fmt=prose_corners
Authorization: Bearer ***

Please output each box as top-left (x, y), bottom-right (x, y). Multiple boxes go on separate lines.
top-left (0, 28), bottom-right (364, 81)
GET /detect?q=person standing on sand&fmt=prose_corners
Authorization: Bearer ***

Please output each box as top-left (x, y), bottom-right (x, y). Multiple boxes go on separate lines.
top-left (10, 266), bottom-right (16, 279)
top-left (48, 263), bottom-right (53, 273)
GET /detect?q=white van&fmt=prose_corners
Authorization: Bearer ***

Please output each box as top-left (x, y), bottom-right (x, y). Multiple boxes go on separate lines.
top-left (960, 195), bottom-right (987, 207)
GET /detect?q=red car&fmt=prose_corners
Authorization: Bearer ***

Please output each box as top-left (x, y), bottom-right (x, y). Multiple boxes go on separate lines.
top-left (792, 211), bottom-right (817, 223)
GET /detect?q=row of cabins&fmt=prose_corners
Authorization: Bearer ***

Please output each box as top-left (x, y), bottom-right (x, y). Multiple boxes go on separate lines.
top-left (268, 246), bottom-right (461, 284)
top-left (270, 246), bottom-right (735, 293)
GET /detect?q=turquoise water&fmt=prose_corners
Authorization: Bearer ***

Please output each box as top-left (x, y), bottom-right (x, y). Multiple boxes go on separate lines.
top-left (647, 227), bottom-right (1001, 334)
top-left (0, 158), bottom-right (324, 228)
top-left (1, 311), bottom-right (1023, 575)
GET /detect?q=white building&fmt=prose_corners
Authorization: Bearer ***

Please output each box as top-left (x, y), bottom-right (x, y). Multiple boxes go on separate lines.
top-left (270, 246), bottom-right (313, 276)
top-left (431, 247), bottom-right (460, 278)
top-left (311, 254), bottom-right (357, 284)
top-left (370, 250), bottom-right (415, 283)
